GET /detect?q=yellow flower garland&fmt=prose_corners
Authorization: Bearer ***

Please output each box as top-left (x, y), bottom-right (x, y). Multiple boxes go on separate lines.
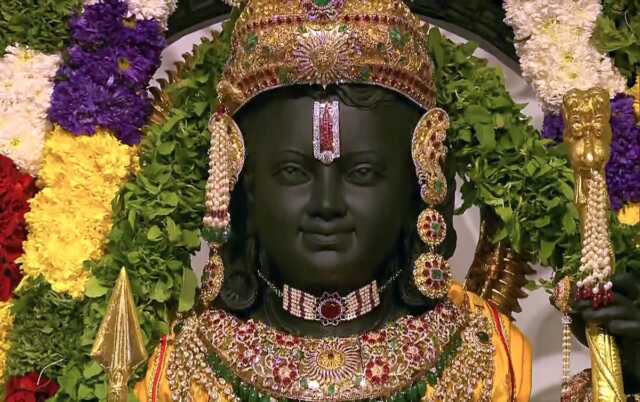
top-left (19, 126), bottom-right (138, 298)
top-left (0, 301), bottom-right (13, 383)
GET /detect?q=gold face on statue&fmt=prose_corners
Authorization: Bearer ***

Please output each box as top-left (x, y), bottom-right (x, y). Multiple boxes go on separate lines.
top-left (562, 87), bottom-right (612, 172)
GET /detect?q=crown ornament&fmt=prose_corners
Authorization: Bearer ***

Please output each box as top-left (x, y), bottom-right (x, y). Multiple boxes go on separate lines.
top-left (217, 0), bottom-right (436, 114)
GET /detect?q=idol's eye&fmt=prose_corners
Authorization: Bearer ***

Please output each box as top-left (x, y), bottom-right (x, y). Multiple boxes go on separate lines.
top-left (346, 164), bottom-right (382, 185)
top-left (274, 163), bottom-right (311, 185)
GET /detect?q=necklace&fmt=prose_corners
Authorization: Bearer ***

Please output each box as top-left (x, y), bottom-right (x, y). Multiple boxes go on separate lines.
top-left (167, 302), bottom-right (496, 402)
top-left (257, 269), bottom-right (402, 326)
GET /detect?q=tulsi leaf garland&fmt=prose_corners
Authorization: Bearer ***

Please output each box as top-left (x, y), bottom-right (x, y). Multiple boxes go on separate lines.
top-left (0, 0), bottom-right (83, 55)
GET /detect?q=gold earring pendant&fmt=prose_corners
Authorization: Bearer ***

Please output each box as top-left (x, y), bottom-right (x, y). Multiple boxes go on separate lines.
top-left (411, 108), bottom-right (452, 299)
top-left (200, 107), bottom-right (245, 306)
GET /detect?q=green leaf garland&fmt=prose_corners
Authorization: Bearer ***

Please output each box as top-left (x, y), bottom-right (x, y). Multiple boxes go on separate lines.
top-left (0, 0), bottom-right (83, 54)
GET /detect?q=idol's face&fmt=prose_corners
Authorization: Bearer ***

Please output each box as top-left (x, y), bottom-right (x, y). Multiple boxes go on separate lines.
top-left (237, 86), bottom-right (421, 293)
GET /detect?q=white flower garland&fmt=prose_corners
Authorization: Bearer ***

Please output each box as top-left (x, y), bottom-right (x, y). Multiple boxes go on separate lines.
top-left (0, 45), bottom-right (60, 176)
top-left (503, 0), bottom-right (625, 112)
top-left (84, 0), bottom-right (177, 29)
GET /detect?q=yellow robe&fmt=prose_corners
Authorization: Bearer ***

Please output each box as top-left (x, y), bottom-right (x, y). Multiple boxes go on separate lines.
top-left (134, 283), bottom-right (532, 401)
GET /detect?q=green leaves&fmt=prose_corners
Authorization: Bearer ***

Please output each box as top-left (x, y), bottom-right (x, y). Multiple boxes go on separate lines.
top-left (427, 27), bottom-right (582, 271)
top-left (592, 1), bottom-right (640, 79)
top-left (0, 0), bottom-right (83, 54)
top-left (178, 268), bottom-right (198, 312)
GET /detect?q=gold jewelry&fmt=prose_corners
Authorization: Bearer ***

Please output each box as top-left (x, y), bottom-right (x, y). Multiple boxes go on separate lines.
top-left (167, 301), bottom-right (495, 401)
top-left (216, 0), bottom-right (435, 115)
top-left (411, 108), bottom-right (452, 299)
top-left (200, 107), bottom-right (245, 305)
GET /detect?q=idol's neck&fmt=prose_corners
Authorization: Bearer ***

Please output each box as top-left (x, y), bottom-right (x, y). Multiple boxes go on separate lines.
top-left (254, 286), bottom-right (412, 338)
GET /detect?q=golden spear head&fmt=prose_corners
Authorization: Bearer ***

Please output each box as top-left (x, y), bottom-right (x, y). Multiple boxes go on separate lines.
top-left (91, 268), bottom-right (148, 402)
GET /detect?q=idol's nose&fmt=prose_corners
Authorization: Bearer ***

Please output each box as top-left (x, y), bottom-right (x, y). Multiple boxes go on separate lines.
top-left (307, 165), bottom-right (347, 221)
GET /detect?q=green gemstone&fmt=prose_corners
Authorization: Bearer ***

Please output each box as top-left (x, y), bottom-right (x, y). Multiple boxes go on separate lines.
top-left (477, 331), bottom-right (490, 343)
top-left (408, 385), bottom-right (420, 401)
top-left (313, 0), bottom-right (331, 6)
top-left (327, 384), bottom-right (336, 396)
top-left (389, 27), bottom-right (407, 49)
top-left (434, 181), bottom-right (444, 193)
top-left (359, 66), bottom-right (371, 81)
top-left (431, 269), bottom-right (443, 280)
top-left (300, 378), bottom-right (309, 389)
top-left (277, 67), bottom-right (291, 84)
top-left (431, 222), bottom-right (441, 233)
top-left (426, 371), bottom-right (437, 386)
top-left (244, 33), bottom-right (258, 52)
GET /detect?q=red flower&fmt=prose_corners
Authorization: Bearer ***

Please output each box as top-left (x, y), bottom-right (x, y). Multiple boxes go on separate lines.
top-left (235, 321), bottom-right (257, 342)
top-left (0, 155), bottom-right (35, 261)
top-left (365, 357), bottom-right (390, 385)
top-left (361, 330), bottom-right (387, 345)
top-left (272, 359), bottom-right (298, 387)
top-left (0, 249), bottom-right (23, 301)
top-left (5, 372), bottom-right (59, 402)
top-left (275, 333), bottom-right (301, 347)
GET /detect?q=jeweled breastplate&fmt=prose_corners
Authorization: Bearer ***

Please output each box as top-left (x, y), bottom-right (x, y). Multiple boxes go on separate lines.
top-left (167, 300), bottom-right (496, 402)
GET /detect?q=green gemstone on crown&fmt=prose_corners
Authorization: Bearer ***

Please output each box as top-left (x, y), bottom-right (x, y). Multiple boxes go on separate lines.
top-left (313, 0), bottom-right (331, 6)
top-left (434, 181), bottom-right (444, 193)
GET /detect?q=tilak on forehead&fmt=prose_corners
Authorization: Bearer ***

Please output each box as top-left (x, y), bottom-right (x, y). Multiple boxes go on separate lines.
top-left (200, 0), bottom-right (455, 308)
top-left (313, 100), bottom-right (340, 164)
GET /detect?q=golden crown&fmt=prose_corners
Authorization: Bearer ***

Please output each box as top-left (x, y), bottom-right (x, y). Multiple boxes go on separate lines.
top-left (217, 0), bottom-right (436, 114)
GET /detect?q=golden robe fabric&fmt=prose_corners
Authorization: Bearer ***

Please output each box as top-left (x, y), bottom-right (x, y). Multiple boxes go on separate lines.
top-left (134, 283), bottom-right (532, 402)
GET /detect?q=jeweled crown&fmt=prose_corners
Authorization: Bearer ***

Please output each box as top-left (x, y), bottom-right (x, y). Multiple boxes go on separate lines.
top-left (218, 0), bottom-right (436, 114)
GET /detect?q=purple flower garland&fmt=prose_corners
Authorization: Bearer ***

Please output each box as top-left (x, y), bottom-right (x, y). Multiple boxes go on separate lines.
top-left (541, 94), bottom-right (640, 211)
top-left (48, 0), bottom-right (166, 145)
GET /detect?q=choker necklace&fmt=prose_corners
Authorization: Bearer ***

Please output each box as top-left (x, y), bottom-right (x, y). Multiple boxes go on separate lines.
top-left (257, 269), bottom-right (402, 326)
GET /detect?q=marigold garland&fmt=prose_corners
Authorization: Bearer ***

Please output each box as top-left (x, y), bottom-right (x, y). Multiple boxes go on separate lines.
top-left (19, 127), bottom-right (138, 298)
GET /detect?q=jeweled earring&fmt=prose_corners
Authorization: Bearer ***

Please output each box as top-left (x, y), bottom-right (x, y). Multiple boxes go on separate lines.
top-left (411, 108), bottom-right (452, 299)
top-left (200, 106), bottom-right (245, 307)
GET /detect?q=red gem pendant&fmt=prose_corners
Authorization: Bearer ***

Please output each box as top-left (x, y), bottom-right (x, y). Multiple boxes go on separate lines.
top-left (316, 292), bottom-right (345, 326)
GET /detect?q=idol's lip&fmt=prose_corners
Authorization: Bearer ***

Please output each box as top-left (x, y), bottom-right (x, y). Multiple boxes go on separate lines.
top-left (299, 226), bottom-right (354, 236)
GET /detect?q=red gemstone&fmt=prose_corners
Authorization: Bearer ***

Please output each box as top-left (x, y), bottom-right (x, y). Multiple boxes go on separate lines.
top-left (354, 14), bottom-right (361, 21)
top-left (344, 15), bottom-right (351, 22)
top-left (373, 15), bottom-right (380, 22)
top-left (320, 300), bottom-right (343, 320)
top-left (363, 15), bottom-right (370, 21)
top-left (320, 106), bottom-right (334, 152)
